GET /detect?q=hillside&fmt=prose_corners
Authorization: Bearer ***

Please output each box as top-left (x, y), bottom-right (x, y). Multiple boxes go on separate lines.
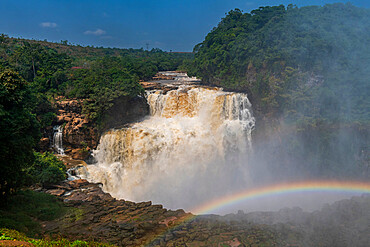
top-left (188, 3), bottom-right (370, 124)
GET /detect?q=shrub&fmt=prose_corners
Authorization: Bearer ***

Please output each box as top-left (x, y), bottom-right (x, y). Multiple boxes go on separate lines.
top-left (25, 152), bottom-right (67, 186)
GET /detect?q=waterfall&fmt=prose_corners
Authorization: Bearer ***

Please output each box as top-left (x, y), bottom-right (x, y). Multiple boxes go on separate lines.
top-left (53, 125), bottom-right (65, 155)
top-left (82, 85), bottom-right (255, 210)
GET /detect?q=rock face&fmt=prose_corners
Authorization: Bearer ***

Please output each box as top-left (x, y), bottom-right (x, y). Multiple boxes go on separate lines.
top-left (43, 179), bottom-right (193, 247)
top-left (99, 95), bottom-right (149, 133)
top-left (53, 97), bottom-right (97, 160)
top-left (51, 95), bottom-right (149, 160)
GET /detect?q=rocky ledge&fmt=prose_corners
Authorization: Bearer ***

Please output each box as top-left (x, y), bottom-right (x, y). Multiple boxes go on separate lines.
top-left (38, 179), bottom-right (286, 247)
top-left (41, 179), bottom-right (192, 246)
top-left (37, 178), bottom-right (370, 247)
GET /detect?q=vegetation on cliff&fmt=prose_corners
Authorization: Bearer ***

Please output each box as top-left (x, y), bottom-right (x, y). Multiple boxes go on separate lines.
top-left (187, 3), bottom-right (370, 124)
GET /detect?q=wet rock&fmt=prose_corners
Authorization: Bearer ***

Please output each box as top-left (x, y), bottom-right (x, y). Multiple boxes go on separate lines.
top-left (70, 148), bottom-right (89, 160)
top-left (48, 96), bottom-right (150, 162)
top-left (51, 184), bottom-right (73, 190)
top-left (66, 179), bottom-right (89, 189)
top-left (64, 191), bottom-right (88, 202)
top-left (45, 189), bottom-right (66, 196)
top-left (137, 201), bottom-right (152, 208)
top-left (52, 98), bottom-right (98, 156)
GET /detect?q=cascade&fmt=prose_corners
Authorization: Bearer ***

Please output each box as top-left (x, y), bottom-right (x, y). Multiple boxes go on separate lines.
top-left (53, 125), bottom-right (65, 155)
top-left (81, 82), bottom-right (255, 210)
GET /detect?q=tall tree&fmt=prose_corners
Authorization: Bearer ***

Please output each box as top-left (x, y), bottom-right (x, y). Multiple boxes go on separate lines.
top-left (0, 69), bottom-right (40, 198)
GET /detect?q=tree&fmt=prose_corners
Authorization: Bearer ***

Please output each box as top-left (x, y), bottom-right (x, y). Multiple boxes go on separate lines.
top-left (25, 152), bottom-right (66, 186)
top-left (0, 69), bottom-right (40, 198)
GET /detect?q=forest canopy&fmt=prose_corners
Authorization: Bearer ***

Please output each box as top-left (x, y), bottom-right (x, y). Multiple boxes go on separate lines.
top-left (188, 3), bottom-right (370, 124)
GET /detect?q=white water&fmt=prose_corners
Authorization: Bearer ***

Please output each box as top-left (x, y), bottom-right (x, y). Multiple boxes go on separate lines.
top-left (82, 82), bottom-right (255, 210)
top-left (53, 125), bottom-right (65, 155)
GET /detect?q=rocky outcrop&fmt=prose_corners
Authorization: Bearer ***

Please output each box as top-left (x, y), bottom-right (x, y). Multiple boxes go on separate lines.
top-left (40, 179), bottom-right (286, 247)
top-left (53, 97), bottom-right (97, 160)
top-left (35, 179), bottom-right (370, 247)
top-left (50, 95), bottom-right (149, 160)
top-left (152, 73), bottom-right (174, 80)
top-left (42, 179), bottom-right (193, 246)
top-left (40, 176), bottom-right (370, 247)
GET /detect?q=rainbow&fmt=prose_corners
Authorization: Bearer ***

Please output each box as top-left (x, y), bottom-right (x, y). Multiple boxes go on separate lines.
top-left (190, 180), bottom-right (370, 215)
top-left (146, 180), bottom-right (370, 245)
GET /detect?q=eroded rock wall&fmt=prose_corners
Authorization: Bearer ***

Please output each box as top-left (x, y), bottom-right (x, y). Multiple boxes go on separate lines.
top-left (49, 95), bottom-right (149, 160)
top-left (54, 97), bottom-right (98, 159)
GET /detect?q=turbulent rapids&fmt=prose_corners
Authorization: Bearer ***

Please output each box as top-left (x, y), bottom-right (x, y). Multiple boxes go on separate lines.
top-left (82, 74), bottom-right (255, 210)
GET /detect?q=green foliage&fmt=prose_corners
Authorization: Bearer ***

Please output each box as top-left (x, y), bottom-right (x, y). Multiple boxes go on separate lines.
top-left (8, 42), bottom-right (71, 84)
top-left (25, 152), bottom-right (67, 186)
top-left (0, 69), bottom-right (40, 198)
top-left (0, 36), bottom-right (192, 124)
top-left (0, 190), bottom-right (66, 236)
top-left (0, 228), bottom-right (115, 246)
top-left (64, 56), bottom-right (145, 122)
top-left (188, 3), bottom-right (370, 124)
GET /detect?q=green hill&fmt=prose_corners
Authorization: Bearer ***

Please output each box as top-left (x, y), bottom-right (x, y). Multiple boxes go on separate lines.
top-left (188, 3), bottom-right (370, 124)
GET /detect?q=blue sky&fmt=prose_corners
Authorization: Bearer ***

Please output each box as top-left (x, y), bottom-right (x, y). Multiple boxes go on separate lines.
top-left (1, 0), bottom-right (369, 51)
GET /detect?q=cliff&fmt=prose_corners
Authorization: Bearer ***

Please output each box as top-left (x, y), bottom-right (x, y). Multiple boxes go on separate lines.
top-left (99, 95), bottom-right (149, 132)
top-left (45, 95), bottom-right (149, 160)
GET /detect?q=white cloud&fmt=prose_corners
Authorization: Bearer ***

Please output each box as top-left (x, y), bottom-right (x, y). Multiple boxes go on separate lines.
top-left (40, 22), bottom-right (57, 28)
top-left (84, 29), bottom-right (106, 36)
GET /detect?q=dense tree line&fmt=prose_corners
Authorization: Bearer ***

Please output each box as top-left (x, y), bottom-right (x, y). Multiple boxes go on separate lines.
top-left (0, 70), bottom-right (40, 198)
top-left (188, 3), bottom-right (370, 124)
top-left (0, 36), bottom-right (191, 122)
